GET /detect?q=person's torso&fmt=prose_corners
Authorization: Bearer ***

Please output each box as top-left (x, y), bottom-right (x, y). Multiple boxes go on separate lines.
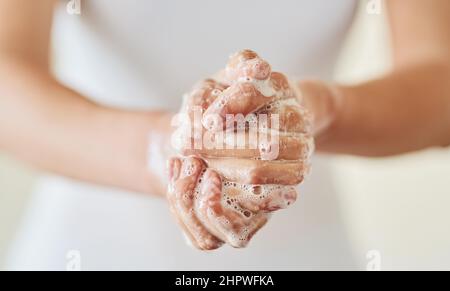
top-left (5, 1), bottom-right (361, 270)
top-left (52, 0), bottom-right (357, 110)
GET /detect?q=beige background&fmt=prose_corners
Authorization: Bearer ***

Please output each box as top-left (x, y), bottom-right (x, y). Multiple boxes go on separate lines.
top-left (1, 2), bottom-right (450, 270)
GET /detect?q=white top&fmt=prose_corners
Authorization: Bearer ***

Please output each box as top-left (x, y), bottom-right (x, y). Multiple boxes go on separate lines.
top-left (7, 0), bottom-right (358, 270)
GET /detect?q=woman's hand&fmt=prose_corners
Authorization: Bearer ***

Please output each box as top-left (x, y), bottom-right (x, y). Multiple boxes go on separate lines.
top-left (167, 156), bottom-right (297, 250)
top-left (167, 50), bottom-right (314, 249)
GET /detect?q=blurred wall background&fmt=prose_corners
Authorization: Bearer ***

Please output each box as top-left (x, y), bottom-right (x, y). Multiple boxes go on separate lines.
top-left (1, 1), bottom-right (450, 270)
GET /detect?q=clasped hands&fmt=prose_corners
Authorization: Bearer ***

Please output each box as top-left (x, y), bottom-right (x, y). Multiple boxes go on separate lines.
top-left (167, 50), bottom-right (314, 250)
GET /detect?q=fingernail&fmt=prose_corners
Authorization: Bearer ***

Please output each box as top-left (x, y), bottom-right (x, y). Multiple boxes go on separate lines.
top-left (167, 158), bottom-right (181, 181)
top-left (181, 158), bottom-right (199, 178)
top-left (202, 112), bottom-right (223, 132)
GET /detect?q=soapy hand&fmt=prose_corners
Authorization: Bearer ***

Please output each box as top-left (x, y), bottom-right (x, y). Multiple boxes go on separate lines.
top-left (167, 156), bottom-right (298, 249)
top-left (168, 50), bottom-right (314, 250)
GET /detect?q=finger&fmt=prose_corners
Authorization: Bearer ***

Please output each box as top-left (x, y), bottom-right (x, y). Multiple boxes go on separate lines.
top-left (269, 72), bottom-right (296, 99)
top-left (167, 157), bottom-right (182, 183)
top-left (182, 79), bottom-right (227, 113)
top-left (257, 98), bottom-right (314, 134)
top-left (180, 131), bottom-right (314, 161)
top-left (202, 51), bottom-right (275, 132)
top-left (213, 53), bottom-right (275, 86)
top-left (196, 169), bottom-right (269, 248)
top-left (167, 157), bottom-right (223, 250)
top-left (202, 82), bottom-right (276, 131)
top-left (225, 49), bottom-right (272, 82)
top-left (167, 158), bottom-right (203, 249)
top-left (177, 79), bottom-right (228, 149)
top-left (227, 183), bottom-right (298, 213)
top-left (205, 158), bottom-right (308, 185)
top-left (202, 73), bottom-right (297, 132)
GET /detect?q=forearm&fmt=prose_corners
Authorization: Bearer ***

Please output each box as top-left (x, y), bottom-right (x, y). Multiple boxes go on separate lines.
top-left (0, 57), bottom-right (169, 194)
top-left (312, 61), bottom-right (450, 156)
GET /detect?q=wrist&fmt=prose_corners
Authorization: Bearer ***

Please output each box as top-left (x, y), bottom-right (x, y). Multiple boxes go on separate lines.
top-left (144, 111), bottom-right (176, 194)
top-left (297, 80), bottom-right (343, 138)
top-left (110, 110), bottom-right (174, 195)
